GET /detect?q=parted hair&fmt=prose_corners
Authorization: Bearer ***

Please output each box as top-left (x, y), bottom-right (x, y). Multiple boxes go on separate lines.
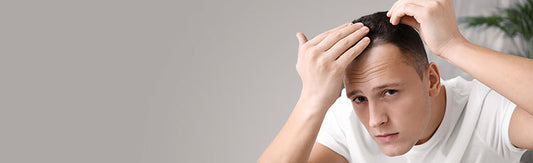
top-left (352, 11), bottom-right (429, 79)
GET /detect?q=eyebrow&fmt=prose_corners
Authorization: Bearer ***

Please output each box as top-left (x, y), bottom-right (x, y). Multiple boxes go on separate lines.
top-left (347, 83), bottom-right (403, 97)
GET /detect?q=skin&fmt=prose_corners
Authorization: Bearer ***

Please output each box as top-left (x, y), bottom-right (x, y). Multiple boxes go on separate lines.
top-left (258, 23), bottom-right (371, 163)
top-left (344, 43), bottom-right (445, 156)
top-left (387, 0), bottom-right (533, 149)
top-left (260, 0), bottom-right (533, 162)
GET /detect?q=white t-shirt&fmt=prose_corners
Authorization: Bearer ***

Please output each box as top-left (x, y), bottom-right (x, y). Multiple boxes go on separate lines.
top-left (316, 77), bottom-right (527, 162)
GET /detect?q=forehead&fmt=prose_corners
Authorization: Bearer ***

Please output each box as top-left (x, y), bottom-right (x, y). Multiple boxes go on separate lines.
top-left (345, 43), bottom-right (420, 89)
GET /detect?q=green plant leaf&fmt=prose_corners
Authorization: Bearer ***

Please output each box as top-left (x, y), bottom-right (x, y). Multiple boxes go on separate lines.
top-left (459, 0), bottom-right (533, 58)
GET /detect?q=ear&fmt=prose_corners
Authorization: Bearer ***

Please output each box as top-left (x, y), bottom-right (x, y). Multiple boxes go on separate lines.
top-left (425, 63), bottom-right (441, 97)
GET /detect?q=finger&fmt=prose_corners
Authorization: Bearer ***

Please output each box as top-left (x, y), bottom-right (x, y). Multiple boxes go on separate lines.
top-left (390, 2), bottom-right (423, 25)
top-left (316, 23), bottom-right (364, 51)
top-left (306, 23), bottom-right (352, 45)
top-left (399, 16), bottom-right (420, 31)
top-left (326, 26), bottom-right (369, 60)
top-left (336, 37), bottom-right (371, 66)
top-left (296, 32), bottom-right (308, 48)
top-left (387, 0), bottom-right (401, 17)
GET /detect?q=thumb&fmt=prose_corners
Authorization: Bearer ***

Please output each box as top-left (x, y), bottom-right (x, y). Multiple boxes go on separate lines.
top-left (296, 32), bottom-right (308, 47)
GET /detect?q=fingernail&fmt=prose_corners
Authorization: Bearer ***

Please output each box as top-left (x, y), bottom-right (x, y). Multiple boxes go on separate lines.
top-left (362, 26), bottom-right (369, 31)
top-left (352, 22), bottom-right (363, 27)
top-left (362, 37), bottom-right (370, 43)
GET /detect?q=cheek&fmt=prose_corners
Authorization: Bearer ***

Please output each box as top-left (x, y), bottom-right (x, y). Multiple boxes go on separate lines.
top-left (390, 92), bottom-right (431, 131)
top-left (352, 104), bottom-right (369, 125)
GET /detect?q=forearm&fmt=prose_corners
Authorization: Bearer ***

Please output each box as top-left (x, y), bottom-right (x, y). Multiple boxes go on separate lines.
top-left (258, 99), bottom-right (327, 163)
top-left (443, 40), bottom-right (533, 113)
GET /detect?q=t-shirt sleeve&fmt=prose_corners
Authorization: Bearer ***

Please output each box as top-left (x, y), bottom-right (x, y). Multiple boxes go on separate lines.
top-left (316, 97), bottom-right (350, 160)
top-left (477, 88), bottom-right (526, 159)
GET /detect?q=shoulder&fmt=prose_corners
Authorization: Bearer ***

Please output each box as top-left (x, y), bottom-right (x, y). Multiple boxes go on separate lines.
top-left (438, 77), bottom-right (525, 161)
top-left (327, 89), bottom-right (355, 119)
top-left (316, 89), bottom-right (370, 161)
top-left (442, 76), bottom-right (492, 104)
top-left (320, 89), bottom-right (362, 138)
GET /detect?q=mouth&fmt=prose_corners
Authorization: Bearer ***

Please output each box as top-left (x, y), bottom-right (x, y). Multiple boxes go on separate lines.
top-left (375, 132), bottom-right (399, 143)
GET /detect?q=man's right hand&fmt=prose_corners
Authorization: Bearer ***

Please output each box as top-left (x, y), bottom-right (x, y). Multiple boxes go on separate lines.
top-left (258, 23), bottom-right (370, 163)
top-left (296, 23), bottom-right (370, 112)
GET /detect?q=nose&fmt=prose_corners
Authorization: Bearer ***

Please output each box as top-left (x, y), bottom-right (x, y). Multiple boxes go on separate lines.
top-left (368, 101), bottom-right (388, 128)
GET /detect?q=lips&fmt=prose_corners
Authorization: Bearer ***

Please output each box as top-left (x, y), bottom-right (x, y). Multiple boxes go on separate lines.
top-left (375, 132), bottom-right (399, 143)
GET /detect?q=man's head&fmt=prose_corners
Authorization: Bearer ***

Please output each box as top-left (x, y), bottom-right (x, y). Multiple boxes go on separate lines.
top-left (344, 12), bottom-right (443, 156)
top-left (352, 12), bottom-right (428, 78)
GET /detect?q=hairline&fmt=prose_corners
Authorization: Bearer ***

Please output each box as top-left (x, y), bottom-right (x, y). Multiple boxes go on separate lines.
top-left (370, 40), bottom-right (427, 80)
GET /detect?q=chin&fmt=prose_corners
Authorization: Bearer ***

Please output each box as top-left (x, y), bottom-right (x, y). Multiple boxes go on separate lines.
top-left (379, 144), bottom-right (412, 156)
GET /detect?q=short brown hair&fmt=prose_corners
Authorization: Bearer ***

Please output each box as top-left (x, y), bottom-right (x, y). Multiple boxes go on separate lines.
top-left (352, 11), bottom-right (428, 79)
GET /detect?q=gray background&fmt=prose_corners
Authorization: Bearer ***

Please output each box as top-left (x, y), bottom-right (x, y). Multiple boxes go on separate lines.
top-left (1, 0), bottom-right (530, 163)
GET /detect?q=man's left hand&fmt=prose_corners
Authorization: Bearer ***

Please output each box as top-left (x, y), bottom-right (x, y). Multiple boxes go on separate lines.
top-left (387, 0), bottom-right (466, 58)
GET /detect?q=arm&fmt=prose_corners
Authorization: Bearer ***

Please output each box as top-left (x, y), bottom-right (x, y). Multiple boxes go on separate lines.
top-left (444, 39), bottom-right (533, 114)
top-left (309, 143), bottom-right (349, 163)
top-left (447, 43), bottom-right (533, 149)
top-left (387, 0), bottom-right (533, 149)
top-left (258, 23), bottom-right (370, 162)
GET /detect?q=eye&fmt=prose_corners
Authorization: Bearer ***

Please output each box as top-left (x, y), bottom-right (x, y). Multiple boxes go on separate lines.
top-left (353, 96), bottom-right (367, 103)
top-left (384, 89), bottom-right (398, 96)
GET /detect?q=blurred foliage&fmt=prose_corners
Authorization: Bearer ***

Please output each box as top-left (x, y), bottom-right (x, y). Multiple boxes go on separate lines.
top-left (459, 0), bottom-right (533, 58)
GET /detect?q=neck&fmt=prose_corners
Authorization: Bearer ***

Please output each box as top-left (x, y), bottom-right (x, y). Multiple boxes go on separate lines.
top-left (416, 85), bottom-right (447, 145)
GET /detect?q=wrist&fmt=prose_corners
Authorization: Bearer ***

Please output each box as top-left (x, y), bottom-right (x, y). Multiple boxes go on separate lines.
top-left (439, 36), bottom-right (470, 62)
top-left (295, 96), bottom-right (331, 116)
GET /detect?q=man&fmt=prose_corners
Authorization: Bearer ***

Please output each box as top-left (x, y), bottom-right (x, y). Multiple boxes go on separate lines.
top-left (258, 0), bottom-right (533, 162)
